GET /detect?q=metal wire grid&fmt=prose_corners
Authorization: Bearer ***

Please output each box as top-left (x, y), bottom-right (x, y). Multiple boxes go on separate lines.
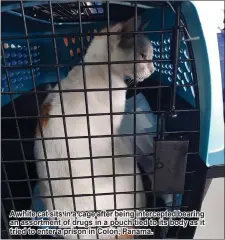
top-left (9, 2), bottom-right (104, 23)
top-left (7, 1), bottom-right (168, 24)
top-left (1, 1), bottom-right (200, 239)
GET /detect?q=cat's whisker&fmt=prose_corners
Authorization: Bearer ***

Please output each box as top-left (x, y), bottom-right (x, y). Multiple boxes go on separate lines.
top-left (126, 78), bottom-right (132, 83)
top-left (127, 81), bottom-right (132, 86)
top-left (126, 79), bottom-right (134, 86)
top-left (128, 81), bottom-right (134, 86)
top-left (126, 80), bottom-right (131, 85)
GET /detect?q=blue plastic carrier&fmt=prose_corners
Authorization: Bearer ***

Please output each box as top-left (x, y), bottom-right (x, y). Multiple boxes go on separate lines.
top-left (2, 1), bottom-right (224, 167)
top-left (1, 2), bottom-right (225, 240)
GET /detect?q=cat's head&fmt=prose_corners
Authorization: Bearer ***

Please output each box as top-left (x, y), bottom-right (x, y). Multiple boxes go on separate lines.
top-left (86, 17), bottom-right (155, 83)
top-left (109, 17), bottom-right (155, 82)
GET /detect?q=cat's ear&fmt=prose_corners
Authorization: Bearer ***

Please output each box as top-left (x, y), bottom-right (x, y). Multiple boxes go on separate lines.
top-left (109, 17), bottom-right (142, 48)
top-left (110, 16), bottom-right (142, 33)
top-left (139, 20), bottom-right (151, 31)
top-left (121, 16), bottom-right (142, 32)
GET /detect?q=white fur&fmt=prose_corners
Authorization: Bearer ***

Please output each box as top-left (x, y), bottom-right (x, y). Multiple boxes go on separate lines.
top-left (34, 18), bottom-right (154, 239)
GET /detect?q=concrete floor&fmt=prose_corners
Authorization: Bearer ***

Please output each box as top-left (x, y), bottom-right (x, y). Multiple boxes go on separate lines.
top-left (194, 178), bottom-right (224, 239)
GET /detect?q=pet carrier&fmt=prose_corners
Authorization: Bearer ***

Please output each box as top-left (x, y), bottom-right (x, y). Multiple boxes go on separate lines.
top-left (1, 1), bottom-right (224, 239)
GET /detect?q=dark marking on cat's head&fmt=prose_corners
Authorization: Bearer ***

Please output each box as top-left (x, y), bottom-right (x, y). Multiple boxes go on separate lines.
top-left (117, 17), bottom-right (152, 52)
top-left (35, 103), bottom-right (51, 136)
top-left (110, 17), bottom-right (155, 82)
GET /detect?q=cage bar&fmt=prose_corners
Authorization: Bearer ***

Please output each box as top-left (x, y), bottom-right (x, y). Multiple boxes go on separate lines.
top-left (1, 1), bottom-right (209, 239)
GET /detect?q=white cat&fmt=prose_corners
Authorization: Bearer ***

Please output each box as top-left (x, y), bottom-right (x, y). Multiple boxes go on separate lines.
top-left (34, 17), bottom-right (154, 239)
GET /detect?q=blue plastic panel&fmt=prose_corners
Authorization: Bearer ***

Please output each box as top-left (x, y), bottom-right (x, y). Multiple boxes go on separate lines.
top-left (181, 2), bottom-right (224, 166)
top-left (1, 13), bottom-right (105, 106)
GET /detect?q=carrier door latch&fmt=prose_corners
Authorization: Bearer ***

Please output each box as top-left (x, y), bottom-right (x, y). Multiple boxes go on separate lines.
top-left (154, 139), bottom-right (189, 193)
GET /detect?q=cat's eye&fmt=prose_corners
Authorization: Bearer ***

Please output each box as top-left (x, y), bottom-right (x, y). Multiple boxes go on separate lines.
top-left (141, 53), bottom-right (147, 60)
